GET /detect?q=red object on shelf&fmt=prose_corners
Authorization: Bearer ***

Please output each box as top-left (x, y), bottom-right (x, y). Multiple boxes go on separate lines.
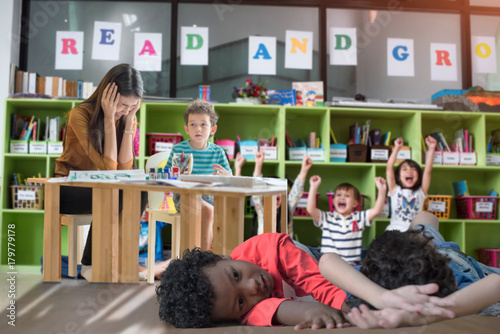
top-left (147, 133), bottom-right (183, 156)
top-left (327, 192), bottom-right (364, 213)
top-left (477, 248), bottom-right (500, 268)
top-left (293, 192), bottom-right (320, 217)
top-left (455, 196), bottom-right (499, 220)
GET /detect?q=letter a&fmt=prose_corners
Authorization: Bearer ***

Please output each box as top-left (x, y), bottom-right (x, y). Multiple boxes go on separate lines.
top-left (253, 43), bottom-right (271, 59)
top-left (290, 38), bottom-right (308, 54)
top-left (139, 40), bottom-right (157, 56)
top-left (61, 38), bottom-right (78, 55)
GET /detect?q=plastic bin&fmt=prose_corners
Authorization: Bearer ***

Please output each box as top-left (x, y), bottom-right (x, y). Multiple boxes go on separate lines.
top-left (215, 139), bottom-right (236, 159)
top-left (347, 144), bottom-right (368, 163)
top-left (423, 195), bottom-right (453, 219)
top-left (11, 185), bottom-right (44, 210)
top-left (327, 192), bottom-right (364, 213)
top-left (477, 248), bottom-right (500, 268)
top-left (294, 192), bottom-right (319, 217)
top-left (455, 196), bottom-right (499, 220)
top-left (147, 133), bottom-right (183, 156)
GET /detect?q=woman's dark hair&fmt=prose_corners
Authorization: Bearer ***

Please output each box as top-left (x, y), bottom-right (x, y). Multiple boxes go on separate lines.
top-left (156, 248), bottom-right (222, 328)
top-left (395, 159), bottom-right (423, 191)
top-left (84, 64), bottom-right (143, 167)
top-left (347, 228), bottom-right (457, 310)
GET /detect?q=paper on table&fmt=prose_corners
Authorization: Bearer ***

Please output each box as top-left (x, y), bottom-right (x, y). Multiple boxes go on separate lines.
top-left (67, 169), bottom-right (147, 183)
top-left (47, 177), bottom-right (69, 183)
top-left (154, 179), bottom-right (227, 188)
top-left (262, 178), bottom-right (287, 187)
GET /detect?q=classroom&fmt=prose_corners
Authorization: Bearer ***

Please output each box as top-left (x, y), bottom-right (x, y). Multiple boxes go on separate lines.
top-left (1, 1), bottom-right (500, 333)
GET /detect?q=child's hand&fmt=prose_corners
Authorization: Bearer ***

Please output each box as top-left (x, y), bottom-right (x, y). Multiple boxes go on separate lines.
top-left (309, 175), bottom-right (321, 189)
top-left (234, 153), bottom-right (247, 171)
top-left (347, 305), bottom-right (410, 329)
top-left (293, 303), bottom-right (349, 330)
top-left (301, 156), bottom-right (313, 173)
top-left (375, 177), bottom-right (387, 192)
top-left (394, 137), bottom-right (403, 149)
top-left (425, 135), bottom-right (438, 150)
top-left (212, 164), bottom-right (231, 175)
top-left (254, 151), bottom-right (265, 166)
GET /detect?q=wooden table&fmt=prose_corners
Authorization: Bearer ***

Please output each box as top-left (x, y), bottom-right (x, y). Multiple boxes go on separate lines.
top-left (37, 179), bottom-right (287, 283)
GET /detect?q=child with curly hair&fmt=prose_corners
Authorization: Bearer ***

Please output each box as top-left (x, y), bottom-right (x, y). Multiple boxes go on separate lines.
top-left (156, 233), bottom-right (455, 329)
top-left (319, 212), bottom-right (500, 329)
top-left (386, 136), bottom-right (437, 231)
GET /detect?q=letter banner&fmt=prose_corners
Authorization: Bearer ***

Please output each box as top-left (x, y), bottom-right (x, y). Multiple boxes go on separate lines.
top-left (471, 36), bottom-right (497, 74)
top-left (180, 26), bottom-right (209, 65)
top-left (91, 21), bottom-right (122, 60)
top-left (387, 38), bottom-right (414, 77)
top-left (285, 30), bottom-right (313, 69)
top-left (248, 36), bottom-right (276, 75)
top-left (430, 43), bottom-right (457, 82)
top-left (329, 27), bottom-right (357, 66)
top-left (134, 33), bottom-right (162, 71)
top-left (55, 31), bottom-right (84, 70)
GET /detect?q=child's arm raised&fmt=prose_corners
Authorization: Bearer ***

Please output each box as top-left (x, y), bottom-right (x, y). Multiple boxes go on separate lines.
top-left (253, 151), bottom-right (265, 177)
top-left (297, 156), bottom-right (313, 182)
top-left (275, 300), bottom-right (347, 330)
top-left (421, 136), bottom-right (437, 195)
top-left (386, 137), bottom-right (403, 195)
top-left (306, 175), bottom-right (321, 222)
top-left (319, 253), bottom-right (456, 316)
top-left (233, 152), bottom-right (246, 177)
top-left (367, 177), bottom-right (387, 222)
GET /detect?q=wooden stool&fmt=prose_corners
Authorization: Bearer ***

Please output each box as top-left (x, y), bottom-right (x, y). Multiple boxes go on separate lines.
top-left (146, 209), bottom-right (181, 284)
top-left (60, 214), bottom-right (92, 277)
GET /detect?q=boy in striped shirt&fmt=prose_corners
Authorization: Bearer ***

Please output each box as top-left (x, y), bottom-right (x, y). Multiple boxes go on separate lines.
top-left (306, 176), bottom-right (386, 264)
top-left (166, 99), bottom-right (232, 250)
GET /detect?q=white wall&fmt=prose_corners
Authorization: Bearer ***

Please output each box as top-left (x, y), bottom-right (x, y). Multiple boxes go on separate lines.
top-left (0, 0), bottom-right (21, 179)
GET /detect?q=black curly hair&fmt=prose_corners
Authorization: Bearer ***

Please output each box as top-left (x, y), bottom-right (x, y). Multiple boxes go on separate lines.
top-left (156, 248), bottom-right (222, 328)
top-left (395, 159), bottom-right (423, 191)
top-left (347, 228), bottom-right (457, 309)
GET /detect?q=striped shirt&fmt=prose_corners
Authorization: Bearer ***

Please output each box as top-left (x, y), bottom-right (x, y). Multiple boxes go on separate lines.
top-left (165, 140), bottom-right (232, 175)
top-left (313, 210), bottom-right (372, 264)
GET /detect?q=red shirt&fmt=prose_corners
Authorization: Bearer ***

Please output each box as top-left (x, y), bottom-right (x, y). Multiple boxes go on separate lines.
top-left (230, 233), bottom-right (347, 326)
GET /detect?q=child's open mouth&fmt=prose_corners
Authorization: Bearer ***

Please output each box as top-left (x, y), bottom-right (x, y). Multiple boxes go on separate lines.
top-left (405, 177), bottom-right (414, 183)
top-left (338, 203), bottom-right (346, 210)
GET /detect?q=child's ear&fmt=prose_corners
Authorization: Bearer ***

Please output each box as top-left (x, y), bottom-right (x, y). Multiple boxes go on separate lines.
top-left (184, 124), bottom-right (189, 134)
top-left (210, 125), bottom-right (217, 136)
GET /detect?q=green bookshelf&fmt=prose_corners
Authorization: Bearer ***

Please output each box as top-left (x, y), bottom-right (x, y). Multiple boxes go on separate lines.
top-left (2, 98), bottom-right (500, 272)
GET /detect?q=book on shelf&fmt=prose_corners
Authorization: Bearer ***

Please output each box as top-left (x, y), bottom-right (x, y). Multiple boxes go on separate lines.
top-left (28, 72), bottom-right (39, 94)
top-left (453, 180), bottom-right (469, 197)
top-left (9, 63), bottom-right (17, 96)
top-left (370, 129), bottom-right (381, 146)
top-left (292, 81), bottom-right (324, 107)
top-left (308, 132), bottom-right (316, 149)
top-left (267, 89), bottom-right (296, 106)
top-left (285, 131), bottom-right (295, 148)
top-left (11, 113), bottom-right (32, 140)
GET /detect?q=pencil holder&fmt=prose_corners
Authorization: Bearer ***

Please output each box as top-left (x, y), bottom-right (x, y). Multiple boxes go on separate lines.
top-left (347, 144), bottom-right (368, 163)
top-left (369, 145), bottom-right (390, 162)
top-left (11, 185), bottom-right (44, 210)
top-left (215, 139), bottom-right (236, 159)
top-left (172, 153), bottom-right (193, 175)
top-left (287, 139), bottom-right (307, 161)
top-left (330, 143), bottom-right (347, 162)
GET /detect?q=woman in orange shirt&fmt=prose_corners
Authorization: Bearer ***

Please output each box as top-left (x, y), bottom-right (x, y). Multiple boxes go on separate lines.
top-left (55, 63), bottom-right (148, 280)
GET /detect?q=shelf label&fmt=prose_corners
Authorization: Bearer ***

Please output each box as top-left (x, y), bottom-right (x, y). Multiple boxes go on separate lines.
top-left (18, 190), bottom-right (36, 201)
top-left (155, 142), bottom-right (173, 154)
top-left (260, 146), bottom-right (278, 160)
top-left (48, 142), bottom-right (63, 154)
top-left (443, 152), bottom-right (459, 165)
top-left (240, 145), bottom-right (258, 155)
top-left (330, 148), bottom-right (347, 159)
top-left (428, 201), bottom-right (446, 212)
top-left (297, 197), bottom-right (308, 208)
top-left (29, 142), bottom-right (47, 154)
top-left (476, 201), bottom-right (493, 213)
top-left (433, 152), bottom-right (443, 165)
top-left (397, 149), bottom-right (411, 160)
top-left (289, 148), bottom-right (306, 160)
top-left (10, 142), bottom-right (28, 154)
top-left (307, 149), bottom-right (324, 162)
top-left (219, 144), bottom-right (235, 156)
top-left (459, 152), bottom-right (476, 165)
top-left (486, 154), bottom-right (500, 166)
top-left (371, 149), bottom-right (389, 161)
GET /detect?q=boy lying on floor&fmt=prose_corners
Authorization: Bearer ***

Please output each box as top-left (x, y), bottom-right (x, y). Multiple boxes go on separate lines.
top-left (156, 233), bottom-right (454, 328)
top-left (319, 212), bottom-right (500, 328)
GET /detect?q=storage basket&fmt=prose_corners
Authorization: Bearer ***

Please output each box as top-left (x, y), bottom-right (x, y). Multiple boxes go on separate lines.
top-left (477, 248), bottom-right (500, 268)
top-left (347, 144), bottom-right (368, 163)
top-left (11, 185), bottom-right (44, 210)
top-left (326, 192), bottom-right (364, 213)
top-left (423, 195), bottom-right (453, 219)
top-left (293, 192), bottom-right (319, 217)
top-left (147, 133), bottom-right (183, 156)
top-left (455, 196), bottom-right (499, 220)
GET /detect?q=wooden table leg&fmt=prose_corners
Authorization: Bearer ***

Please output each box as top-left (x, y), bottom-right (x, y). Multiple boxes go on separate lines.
top-left (280, 191), bottom-right (288, 234)
top-left (92, 187), bottom-right (119, 282)
top-left (213, 195), bottom-right (245, 255)
top-left (263, 194), bottom-right (277, 233)
top-left (180, 193), bottom-right (202, 256)
top-left (43, 183), bottom-right (61, 282)
top-left (119, 189), bottom-right (141, 283)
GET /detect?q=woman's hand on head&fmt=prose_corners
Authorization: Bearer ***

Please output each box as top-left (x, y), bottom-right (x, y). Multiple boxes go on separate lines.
top-left (101, 82), bottom-right (120, 121)
top-left (125, 98), bottom-right (142, 123)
